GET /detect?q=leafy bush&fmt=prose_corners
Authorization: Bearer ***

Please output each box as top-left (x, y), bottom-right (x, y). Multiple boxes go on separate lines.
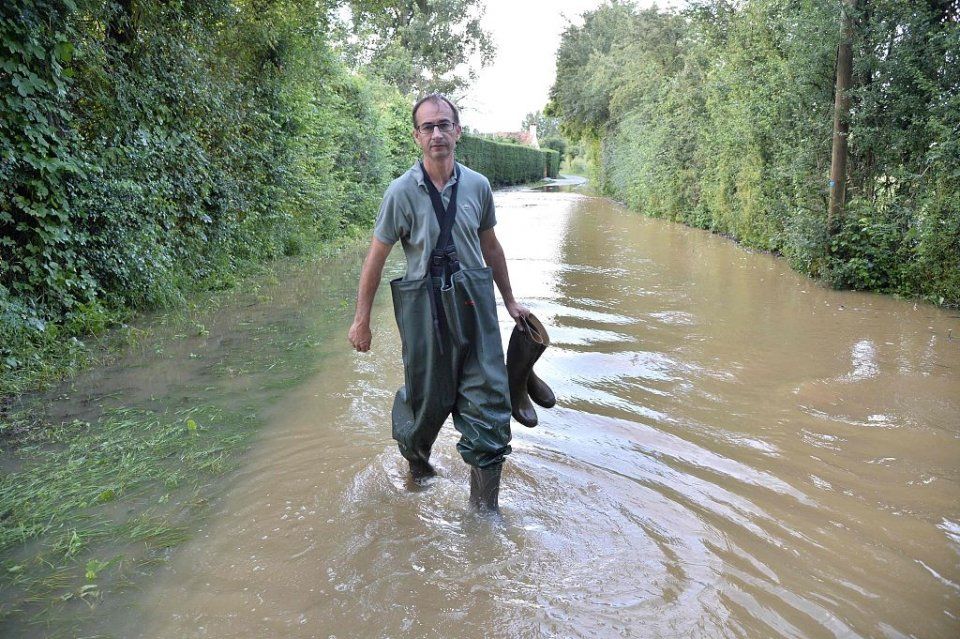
top-left (544, 149), bottom-right (560, 178)
top-left (541, 136), bottom-right (567, 159)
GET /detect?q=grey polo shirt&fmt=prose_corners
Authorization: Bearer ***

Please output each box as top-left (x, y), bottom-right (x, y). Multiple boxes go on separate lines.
top-left (373, 161), bottom-right (496, 281)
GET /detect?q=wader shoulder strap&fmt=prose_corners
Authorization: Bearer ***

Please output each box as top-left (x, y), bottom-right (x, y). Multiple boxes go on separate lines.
top-left (421, 161), bottom-right (461, 266)
top-left (420, 162), bottom-right (462, 355)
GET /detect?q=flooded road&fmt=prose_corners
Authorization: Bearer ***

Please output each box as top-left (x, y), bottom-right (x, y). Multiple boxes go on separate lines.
top-left (43, 185), bottom-right (960, 637)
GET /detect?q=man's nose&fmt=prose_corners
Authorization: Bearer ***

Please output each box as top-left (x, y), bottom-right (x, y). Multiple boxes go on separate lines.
top-left (431, 126), bottom-right (444, 138)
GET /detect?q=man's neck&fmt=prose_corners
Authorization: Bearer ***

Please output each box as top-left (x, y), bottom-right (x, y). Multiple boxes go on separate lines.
top-left (422, 156), bottom-right (455, 190)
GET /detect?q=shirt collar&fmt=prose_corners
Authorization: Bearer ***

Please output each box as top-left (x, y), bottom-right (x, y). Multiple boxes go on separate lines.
top-left (412, 160), bottom-right (460, 191)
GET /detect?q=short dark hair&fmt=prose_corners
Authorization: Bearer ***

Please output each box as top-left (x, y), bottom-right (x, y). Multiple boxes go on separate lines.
top-left (412, 93), bottom-right (460, 128)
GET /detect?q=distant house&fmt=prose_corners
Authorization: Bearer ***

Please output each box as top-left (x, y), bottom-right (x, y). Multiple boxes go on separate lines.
top-left (491, 125), bottom-right (540, 149)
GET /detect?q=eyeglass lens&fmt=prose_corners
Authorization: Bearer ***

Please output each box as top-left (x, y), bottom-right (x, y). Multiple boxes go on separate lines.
top-left (419, 121), bottom-right (453, 134)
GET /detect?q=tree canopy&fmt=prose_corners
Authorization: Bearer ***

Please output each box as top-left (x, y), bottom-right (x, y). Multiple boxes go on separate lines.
top-left (330, 0), bottom-right (495, 96)
top-left (521, 110), bottom-right (560, 139)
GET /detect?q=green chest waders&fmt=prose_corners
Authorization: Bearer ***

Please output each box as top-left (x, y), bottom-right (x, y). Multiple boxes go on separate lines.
top-left (389, 164), bottom-right (512, 470)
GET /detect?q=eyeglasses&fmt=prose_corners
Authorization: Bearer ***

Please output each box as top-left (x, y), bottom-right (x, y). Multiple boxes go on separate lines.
top-left (416, 121), bottom-right (456, 135)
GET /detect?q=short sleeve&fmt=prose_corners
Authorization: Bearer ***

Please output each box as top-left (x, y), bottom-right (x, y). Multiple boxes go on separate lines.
top-left (373, 187), bottom-right (403, 245)
top-left (477, 177), bottom-right (496, 232)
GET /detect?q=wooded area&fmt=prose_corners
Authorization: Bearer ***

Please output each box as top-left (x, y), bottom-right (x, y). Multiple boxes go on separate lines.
top-left (549, 0), bottom-right (959, 306)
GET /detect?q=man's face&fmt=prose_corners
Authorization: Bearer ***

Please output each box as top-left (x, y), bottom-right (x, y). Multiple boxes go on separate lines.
top-left (413, 99), bottom-right (462, 162)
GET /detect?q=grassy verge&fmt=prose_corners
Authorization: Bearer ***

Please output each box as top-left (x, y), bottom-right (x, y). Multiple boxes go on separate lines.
top-left (0, 236), bottom-right (365, 634)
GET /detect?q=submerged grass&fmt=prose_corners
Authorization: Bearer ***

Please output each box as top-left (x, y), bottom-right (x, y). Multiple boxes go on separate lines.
top-left (0, 238), bottom-right (366, 633)
top-left (0, 403), bottom-right (259, 627)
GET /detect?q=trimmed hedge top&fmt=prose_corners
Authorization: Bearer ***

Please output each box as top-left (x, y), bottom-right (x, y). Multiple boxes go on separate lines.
top-left (457, 135), bottom-right (559, 186)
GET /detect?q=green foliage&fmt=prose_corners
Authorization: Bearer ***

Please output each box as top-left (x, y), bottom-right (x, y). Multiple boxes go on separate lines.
top-left (1, 0), bottom-right (418, 395)
top-left (457, 135), bottom-right (552, 185)
top-left (489, 134), bottom-right (520, 145)
top-left (549, 0), bottom-right (960, 305)
top-left (521, 110), bottom-right (560, 139)
top-left (544, 148), bottom-right (561, 179)
top-left (331, 0), bottom-right (495, 96)
top-left (1, 1), bottom-right (88, 313)
top-left (541, 136), bottom-right (567, 159)
top-left (827, 199), bottom-right (911, 291)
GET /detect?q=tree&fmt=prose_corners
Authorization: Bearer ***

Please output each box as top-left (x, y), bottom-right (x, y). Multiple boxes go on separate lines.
top-left (549, 1), bottom-right (637, 139)
top-left (331, 0), bottom-right (495, 96)
top-left (541, 136), bottom-right (567, 160)
top-left (827, 0), bottom-right (858, 235)
top-left (521, 110), bottom-right (560, 139)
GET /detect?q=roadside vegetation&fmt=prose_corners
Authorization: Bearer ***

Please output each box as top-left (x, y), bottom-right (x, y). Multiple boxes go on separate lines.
top-left (549, 0), bottom-right (960, 306)
top-left (1, 0), bottom-right (421, 403)
top-left (459, 135), bottom-right (560, 185)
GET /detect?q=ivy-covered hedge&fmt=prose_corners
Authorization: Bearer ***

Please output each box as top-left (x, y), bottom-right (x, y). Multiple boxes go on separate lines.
top-left (457, 135), bottom-right (554, 186)
top-left (0, 0), bottom-right (417, 394)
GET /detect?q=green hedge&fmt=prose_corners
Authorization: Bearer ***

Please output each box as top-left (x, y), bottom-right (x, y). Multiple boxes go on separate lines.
top-left (0, 0), bottom-right (418, 394)
top-left (550, 1), bottom-right (960, 306)
top-left (544, 148), bottom-right (560, 178)
top-left (457, 135), bottom-right (556, 186)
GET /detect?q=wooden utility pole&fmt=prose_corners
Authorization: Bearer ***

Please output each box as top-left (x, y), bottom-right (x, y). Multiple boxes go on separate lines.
top-left (827, 0), bottom-right (859, 235)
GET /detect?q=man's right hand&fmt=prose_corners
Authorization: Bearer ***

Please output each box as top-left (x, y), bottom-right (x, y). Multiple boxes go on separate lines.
top-left (349, 237), bottom-right (392, 353)
top-left (348, 320), bottom-right (372, 352)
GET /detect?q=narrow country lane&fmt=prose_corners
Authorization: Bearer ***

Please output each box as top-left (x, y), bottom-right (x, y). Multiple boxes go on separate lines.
top-left (17, 183), bottom-right (960, 639)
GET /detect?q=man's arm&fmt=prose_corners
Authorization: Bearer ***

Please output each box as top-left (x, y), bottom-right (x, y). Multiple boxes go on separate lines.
top-left (479, 227), bottom-right (529, 325)
top-left (348, 237), bottom-right (393, 352)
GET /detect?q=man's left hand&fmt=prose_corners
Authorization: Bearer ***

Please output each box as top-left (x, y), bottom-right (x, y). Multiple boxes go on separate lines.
top-left (505, 300), bottom-right (530, 329)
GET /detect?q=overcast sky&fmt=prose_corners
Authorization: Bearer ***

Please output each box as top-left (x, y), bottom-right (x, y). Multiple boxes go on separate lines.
top-left (460, 0), bottom-right (683, 133)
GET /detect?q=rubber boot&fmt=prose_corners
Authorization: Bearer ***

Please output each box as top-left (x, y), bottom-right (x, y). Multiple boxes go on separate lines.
top-left (506, 313), bottom-right (554, 427)
top-left (409, 458), bottom-right (436, 484)
top-left (469, 464), bottom-right (502, 513)
top-left (528, 370), bottom-right (556, 408)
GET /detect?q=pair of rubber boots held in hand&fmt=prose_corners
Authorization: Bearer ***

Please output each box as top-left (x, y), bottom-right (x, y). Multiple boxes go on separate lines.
top-left (507, 313), bottom-right (555, 428)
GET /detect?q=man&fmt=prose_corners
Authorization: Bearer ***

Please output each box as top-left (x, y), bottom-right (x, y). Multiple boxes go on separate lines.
top-left (347, 94), bottom-right (528, 513)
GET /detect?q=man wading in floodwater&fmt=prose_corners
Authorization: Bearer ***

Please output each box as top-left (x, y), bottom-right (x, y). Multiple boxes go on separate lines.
top-left (347, 94), bottom-right (528, 514)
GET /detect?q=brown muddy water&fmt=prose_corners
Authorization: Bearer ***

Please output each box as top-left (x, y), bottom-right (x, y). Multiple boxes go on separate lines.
top-left (21, 183), bottom-right (960, 638)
